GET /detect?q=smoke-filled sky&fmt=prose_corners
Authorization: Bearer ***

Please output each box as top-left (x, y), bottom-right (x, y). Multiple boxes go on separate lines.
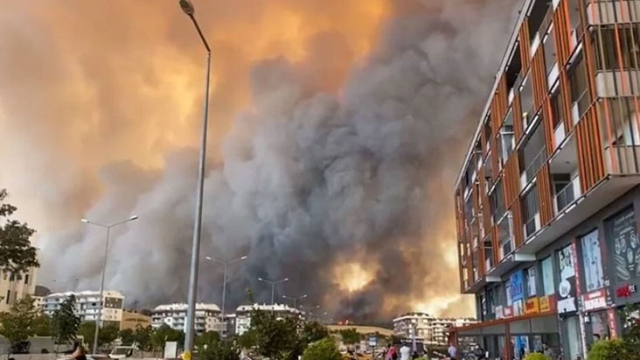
top-left (0, 0), bottom-right (519, 320)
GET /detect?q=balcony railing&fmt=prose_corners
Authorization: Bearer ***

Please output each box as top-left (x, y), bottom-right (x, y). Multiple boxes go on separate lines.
top-left (521, 147), bottom-right (547, 188)
top-left (605, 145), bottom-right (640, 175)
top-left (586, 0), bottom-right (640, 25)
top-left (524, 213), bottom-right (540, 238)
top-left (555, 182), bottom-right (576, 213)
top-left (499, 237), bottom-right (513, 260)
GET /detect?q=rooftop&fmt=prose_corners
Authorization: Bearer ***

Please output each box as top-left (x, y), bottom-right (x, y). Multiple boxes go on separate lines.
top-left (153, 303), bottom-right (220, 312)
top-left (46, 290), bottom-right (124, 298)
top-left (236, 303), bottom-right (300, 313)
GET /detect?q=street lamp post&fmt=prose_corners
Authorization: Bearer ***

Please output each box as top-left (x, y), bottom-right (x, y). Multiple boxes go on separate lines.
top-left (281, 294), bottom-right (307, 309)
top-left (81, 215), bottom-right (138, 354)
top-left (257, 277), bottom-right (289, 305)
top-left (205, 255), bottom-right (247, 335)
top-left (177, 0), bottom-right (212, 354)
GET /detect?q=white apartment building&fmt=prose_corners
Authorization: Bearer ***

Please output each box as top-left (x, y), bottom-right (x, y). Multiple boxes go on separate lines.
top-left (152, 303), bottom-right (222, 334)
top-left (235, 303), bottom-right (301, 335)
top-left (0, 267), bottom-right (37, 312)
top-left (393, 312), bottom-right (477, 346)
top-left (42, 290), bottom-right (125, 326)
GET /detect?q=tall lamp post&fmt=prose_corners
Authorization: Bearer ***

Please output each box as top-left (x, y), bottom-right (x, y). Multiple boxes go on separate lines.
top-left (205, 255), bottom-right (247, 335)
top-left (257, 277), bottom-right (289, 305)
top-left (81, 215), bottom-right (138, 354)
top-left (281, 294), bottom-right (307, 309)
top-left (177, 0), bottom-right (212, 354)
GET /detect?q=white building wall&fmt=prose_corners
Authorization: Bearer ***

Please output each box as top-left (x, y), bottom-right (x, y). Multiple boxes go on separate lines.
top-left (152, 303), bottom-right (221, 334)
top-left (0, 267), bottom-right (38, 313)
top-left (41, 290), bottom-right (124, 326)
top-left (234, 303), bottom-right (300, 335)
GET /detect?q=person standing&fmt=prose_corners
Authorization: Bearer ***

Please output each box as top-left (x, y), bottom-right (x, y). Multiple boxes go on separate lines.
top-left (399, 344), bottom-right (411, 360)
top-left (447, 343), bottom-right (457, 360)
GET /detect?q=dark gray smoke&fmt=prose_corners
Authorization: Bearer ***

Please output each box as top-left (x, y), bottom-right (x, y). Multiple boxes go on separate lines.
top-left (35, 0), bottom-right (520, 320)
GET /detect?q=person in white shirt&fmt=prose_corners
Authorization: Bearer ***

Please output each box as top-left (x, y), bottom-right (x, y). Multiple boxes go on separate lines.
top-left (448, 344), bottom-right (457, 360)
top-left (399, 344), bottom-right (411, 360)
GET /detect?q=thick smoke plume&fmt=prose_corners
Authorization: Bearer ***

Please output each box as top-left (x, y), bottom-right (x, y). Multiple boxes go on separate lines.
top-left (0, 0), bottom-right (519, 320)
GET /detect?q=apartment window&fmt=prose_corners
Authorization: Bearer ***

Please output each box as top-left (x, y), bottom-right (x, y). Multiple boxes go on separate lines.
top-left (5, 290), bottom-right (9, 304)
top-left (568, 0), bottom-right (581, 30)
top-left (554, 173), bottom-right (575, 212)
top-left (544, 27), bottom-right (556, 75)
top-left (484, 114), bottom-right (493, 149)
top-left (498, 214), bottom-right (514, 260)
top-left (24, 274), bottom-right (29, 285)
top-left (520, 76), bottom-right (534, 127)
top-left (485, 150), bottom-right (494, 185)
top-left (497, 114), bottom-right (515, 168)
top-left (568, 53), bottom-right (590, 117)
top-left (595, 27), bottom-right (640, 71)
top-left (522, 185), bottom-right (539, 238)
top-left (490, 180), bottom-right (505, 223)
top-left (519, 122), bottom-right (546, 180)
top-left (550, 88), bottom-right (564, 129)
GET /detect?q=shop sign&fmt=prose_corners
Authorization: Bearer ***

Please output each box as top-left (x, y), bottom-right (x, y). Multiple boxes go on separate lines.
top-left (495, 305), bottom-right (504, 319)
top-left (616, 284), bottom-right (637, 298)
top-left (583, 290), bottom-right (607, 312)
top-left (525, 298), bottom-right (540, 314)
top-left (503, 305), bottom-right (514, 318)
top-left (606, 208), bottom-right (640, 284)
top-left (539, 295), bottom-right (556, 312)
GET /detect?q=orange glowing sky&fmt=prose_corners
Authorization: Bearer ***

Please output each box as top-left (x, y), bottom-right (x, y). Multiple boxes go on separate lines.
top-left (0, 0), bottom-right (489, 318)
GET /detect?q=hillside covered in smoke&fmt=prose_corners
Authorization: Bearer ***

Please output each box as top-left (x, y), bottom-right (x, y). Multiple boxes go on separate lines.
top-left (0, 0), bottom-right (519, 320)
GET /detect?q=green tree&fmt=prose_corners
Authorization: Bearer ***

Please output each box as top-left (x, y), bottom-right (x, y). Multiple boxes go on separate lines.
top-left (33, 313), bottom-right (52, 336)
top-left (100, 323), bottom-right (120, 347)
top-left (588, 339), bottom-right (633, 360)
top-left (243, 309), bottom-right (303, 360)
top-left (77, 322), bottom-right (96, 350)
top-left (0, 189), bottom-right (39, 278)
top-left (133, 325), bottom-right (153, 351)
top-left (150, 324), bottom-right (184, 351)
top-left (51, 295), bottom-right (81, 348)
top-left (301, 321), bottom-right (329, 345)
top-left (195, 331), bottom-right (221, 351)
top-left (302, 338), bottom-right (341, 360)
top-left (119, 328), bottom-right (135, 346)
top-left (339, 328), bottom-right (361, 345)
top-left (523, 354), bottom-right (551, 360)
top-left (200, 339), bottom-right (240, 360)
top-left (0, 295), bottom-right (40, 354)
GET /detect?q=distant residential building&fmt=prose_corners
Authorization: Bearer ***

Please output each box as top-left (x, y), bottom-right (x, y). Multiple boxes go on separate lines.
top-left (393, 312), bottom-right (477, 346)
top-left (152, 303), bottom-right (222, 334)
top-left (235, 303), bottom-right (301, 335)
top-left (0, 266), bottom-right (38, 313)
top-left (120, 310), bottom-right (152, 331)
top-left (42, 290), bottom-right (124, 327)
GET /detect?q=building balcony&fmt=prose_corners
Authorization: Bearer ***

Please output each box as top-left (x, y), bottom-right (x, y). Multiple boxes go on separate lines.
top-left (596, 70), bottom-right (640, 98)
top-left (586, 0), bottom-right (640, 25)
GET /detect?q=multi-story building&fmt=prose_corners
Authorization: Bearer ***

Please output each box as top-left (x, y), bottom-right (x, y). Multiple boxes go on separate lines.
top-left (42, 290), bottom-right (124, 327)
top-left (0, 265), bottom-right (38, 312)
top-left (152, 303), bottom-right (222, 334)
top-left (453, 0), bottom-right (640, 358)
top-left (120, 310), bottom-right (152, 331)
top-left (393, 313), bottom-right (477, 347)
top-left (235, 303), bottom-right (301, 335)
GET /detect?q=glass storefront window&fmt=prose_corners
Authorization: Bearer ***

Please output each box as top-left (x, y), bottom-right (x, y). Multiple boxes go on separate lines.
top-left (526, 266), bottom-right (537, 297)
top-left (589, 311), bottom-right (611, 343)
top-left (605, 207), bottom-right (640, 287)
top-left (557, 245), bottom-right (578, 314)
top-left (581, 229), bottom-right (605, 292)
top-left (542, 257), bottom-right (555, 296)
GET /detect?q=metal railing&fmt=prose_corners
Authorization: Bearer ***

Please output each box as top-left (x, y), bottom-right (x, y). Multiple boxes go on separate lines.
top-left (605, 145), bottom-right (640, 175)
top-left (523, 147), bottom-right (547, 181)
top-left (555, 182), bottom-right (575, 212)
top-left (524, 215), bottom-right (538, 238)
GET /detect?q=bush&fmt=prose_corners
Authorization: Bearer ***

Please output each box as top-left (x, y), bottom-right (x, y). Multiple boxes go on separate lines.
top-left (302, 338), bottom-right (341, 360)
top-left (588, 339), bottom-right (633, 360)
top-left (524, 354), bottom-right (551, 360)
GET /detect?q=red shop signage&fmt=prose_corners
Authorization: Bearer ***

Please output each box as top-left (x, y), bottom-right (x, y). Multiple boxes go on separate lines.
top-left (616, 284), bottom-right (637, 298)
